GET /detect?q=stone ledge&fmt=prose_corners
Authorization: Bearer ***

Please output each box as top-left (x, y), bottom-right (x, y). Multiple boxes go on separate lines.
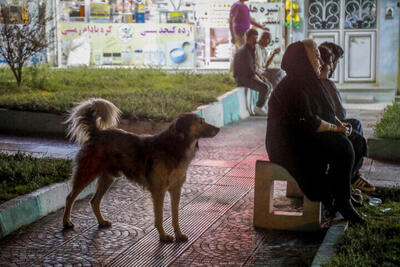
top-left (311, 221), bottom-right (348, 267)
top-left (0, 180), bottom-right (96, 238)
top-left (367, 137), bottom-right (400, 162)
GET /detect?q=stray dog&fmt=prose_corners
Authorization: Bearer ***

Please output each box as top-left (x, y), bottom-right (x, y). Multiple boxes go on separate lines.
top-left (62, 98), bottom-right (219, 242)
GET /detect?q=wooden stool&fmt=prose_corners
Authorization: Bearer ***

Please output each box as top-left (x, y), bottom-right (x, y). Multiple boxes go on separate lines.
top-left (254, 160), bottom-right (322, 231)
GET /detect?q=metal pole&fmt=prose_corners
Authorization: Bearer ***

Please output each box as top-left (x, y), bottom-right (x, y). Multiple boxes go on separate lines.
top-left (289, 0), bottom-right (293, 43)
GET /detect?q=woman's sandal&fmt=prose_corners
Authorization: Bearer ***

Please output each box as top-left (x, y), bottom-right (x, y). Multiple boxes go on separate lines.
top-left (352, 174), bottom-right (376, 193)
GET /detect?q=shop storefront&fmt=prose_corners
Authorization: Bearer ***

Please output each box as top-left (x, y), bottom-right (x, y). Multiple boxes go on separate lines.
top-left (56, 0), bottom-right (285, 69)
top-left (0, 0), bottom-right (285, 69)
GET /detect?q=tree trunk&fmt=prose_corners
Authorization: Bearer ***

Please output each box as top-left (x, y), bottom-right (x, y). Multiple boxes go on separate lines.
top-left (16, 65), bottom-right (22, 87)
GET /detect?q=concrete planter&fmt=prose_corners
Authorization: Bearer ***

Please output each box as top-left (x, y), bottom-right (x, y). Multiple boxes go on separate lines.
top-left (367, 137), bottom-right (400, 162)
top-left (0, 109), bottom-right (67, 138)
top-left (0, 180), bottom-right (96, 238)
top-left (0, 87), bottom-right (256, 138)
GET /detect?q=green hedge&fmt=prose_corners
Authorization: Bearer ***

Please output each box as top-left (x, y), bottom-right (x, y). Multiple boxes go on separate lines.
top-left (374, 103), bottom-right (400, 139)
top-left (0, 66), bottom-right (236, 122)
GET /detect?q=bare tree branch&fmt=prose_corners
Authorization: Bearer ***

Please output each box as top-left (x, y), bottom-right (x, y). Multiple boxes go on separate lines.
top-left (0, 1), bottom-right (55, 86)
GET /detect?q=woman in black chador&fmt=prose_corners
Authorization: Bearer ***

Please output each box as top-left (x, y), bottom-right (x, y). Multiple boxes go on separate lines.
top-left (265, 39), bottom-right (365, 224)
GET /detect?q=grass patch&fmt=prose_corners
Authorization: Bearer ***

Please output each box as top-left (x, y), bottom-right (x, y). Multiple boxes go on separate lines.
top-left (374, 103), bottom-right (400, 139)
top-left (325, 187), bottom-right (400, 267)
top-left (0, 152), bottom-right (72, 204)
top-left (0, 66), bottom-right (235, 121)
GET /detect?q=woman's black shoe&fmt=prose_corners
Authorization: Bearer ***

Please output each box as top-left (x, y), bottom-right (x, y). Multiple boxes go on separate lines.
top-left (322, 198), bottom-right (337, 218)
top-left (335, 199), bottom-right (366, 224)
top-left (351, 195), bottom-right (363, 207)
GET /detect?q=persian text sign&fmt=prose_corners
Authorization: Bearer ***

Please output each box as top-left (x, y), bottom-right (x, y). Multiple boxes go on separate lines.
top-left (249, 3), bottom-right (282, 50)
top-left (60, 23), bottom-right (195, 67)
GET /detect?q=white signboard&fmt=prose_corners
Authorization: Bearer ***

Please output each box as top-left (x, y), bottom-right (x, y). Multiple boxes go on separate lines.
top-left (249, 2), bottom-right (283, 53)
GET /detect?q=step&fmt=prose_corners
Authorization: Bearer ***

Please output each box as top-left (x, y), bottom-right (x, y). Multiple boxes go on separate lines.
top-left (344, 95), bottom-right (375, 104)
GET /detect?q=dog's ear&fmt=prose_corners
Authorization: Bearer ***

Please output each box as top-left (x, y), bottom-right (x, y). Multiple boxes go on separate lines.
top-left (170, 115), bottom-right (188, 140)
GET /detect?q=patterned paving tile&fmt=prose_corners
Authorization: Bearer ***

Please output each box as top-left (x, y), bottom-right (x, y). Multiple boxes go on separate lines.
top-left (192, 159), bottom-right (239, 168)
top-left (185, 165), bottom-right (231, 185)
top-left (172, 191), bottom-right (324, 267)
top-left (225, 168), bottom-right (255, 178)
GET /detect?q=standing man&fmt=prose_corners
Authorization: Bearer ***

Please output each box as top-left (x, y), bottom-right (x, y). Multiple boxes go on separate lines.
top-left (255, 31), bottom-right (285, 90)
top-left (229, 0), bottom-right (268, 71)
top-left (233, 29), bottom-right (271, 116)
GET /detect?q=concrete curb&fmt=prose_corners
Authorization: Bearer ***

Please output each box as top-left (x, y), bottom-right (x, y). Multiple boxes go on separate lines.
top-left (195, 87), bottom-right (254, 127)
top-left (367, 137), bottom-right (400, 162)
top-left (311, 221), bottom-right (348, 266)
top-left (0, 87), bottom-right (256, 238)
top-left (0, 180), bottom-right (96, 238)
top-left (0, 108), bottom-right (67, 138)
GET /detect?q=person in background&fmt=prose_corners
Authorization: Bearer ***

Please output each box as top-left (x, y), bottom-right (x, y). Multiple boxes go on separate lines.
top-left (229, 0), bottom-right (268, 71)
top-left (233, 29), bottom-right (271, 116)
top-left (318, 42), bottom-right (375, 193)
top-left (255, 31), bottom-right (285, 90)
top-left (266, 39), bottom-right (366, 224)
top-left (210, 28), bottom-right (229, 58)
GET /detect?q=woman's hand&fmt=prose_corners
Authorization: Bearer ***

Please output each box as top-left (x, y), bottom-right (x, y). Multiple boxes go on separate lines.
top-left (336, 124), bottom-right (349, 135)
top-left (317, 120), bottom-right (350, 135)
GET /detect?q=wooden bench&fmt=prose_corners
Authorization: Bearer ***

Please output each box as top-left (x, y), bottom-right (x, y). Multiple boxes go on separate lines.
top-left (254, 160), bottom-right (322, 231)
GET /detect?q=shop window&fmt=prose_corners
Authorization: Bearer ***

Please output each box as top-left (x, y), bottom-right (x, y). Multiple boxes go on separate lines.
top-left (0, 0), bottom-right (45, 24)
top-left (59, 0), bottom-right (162, 24)
top-left (344, 0), bottom-right (376, 29)
top-left (308, 0), bottom-right (341, 30)
top-left (60, 0), bottom-right (87, 22)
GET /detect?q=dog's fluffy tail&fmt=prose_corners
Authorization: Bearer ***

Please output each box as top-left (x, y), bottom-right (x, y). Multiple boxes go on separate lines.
top-left (65, 98), bottom-right (121, 144)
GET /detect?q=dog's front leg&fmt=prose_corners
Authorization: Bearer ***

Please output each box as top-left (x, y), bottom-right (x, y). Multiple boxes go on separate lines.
top-left (151, 189), bottom-right (173, 242)
top-left (169, 185), bottom-right (188, 241)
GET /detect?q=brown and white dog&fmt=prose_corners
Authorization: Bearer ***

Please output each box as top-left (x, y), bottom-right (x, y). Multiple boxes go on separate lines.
top-left (62, 98), bottom-right (219, 242)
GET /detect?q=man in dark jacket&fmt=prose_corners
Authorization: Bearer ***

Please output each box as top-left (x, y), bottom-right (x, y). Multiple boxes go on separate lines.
top-left (233, 29), bottom-right (272, 116)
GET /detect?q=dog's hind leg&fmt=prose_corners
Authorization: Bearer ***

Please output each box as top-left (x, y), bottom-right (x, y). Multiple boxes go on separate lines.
top-left (151, 188), bottom-right (173, 242)
top-left (169, 185), bottom-right (188, 241)
top-left (90, 174), bottom-right (114, 227)
top-left (63, 166), bottom-right (98, 229)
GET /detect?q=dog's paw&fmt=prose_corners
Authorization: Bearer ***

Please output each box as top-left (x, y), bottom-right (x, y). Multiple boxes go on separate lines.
top-left (159, 234), bottom-right (174, 242)
top-left (63, 220), bottom-right (74, 229)
top-left (175, 233), bottom-right (188, 242)
top-left (98, 220), bottom-right (112, 228)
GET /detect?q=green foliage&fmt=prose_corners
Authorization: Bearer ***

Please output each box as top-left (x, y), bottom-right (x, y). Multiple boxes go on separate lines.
top-left (325, 187), bottom-right (400, 267)
top-left (0, 152), bottom-right (72, 204)
top-left (374, 103), bottom-right (400, 139)
top-left (0, 67), bottom-right (236, 121)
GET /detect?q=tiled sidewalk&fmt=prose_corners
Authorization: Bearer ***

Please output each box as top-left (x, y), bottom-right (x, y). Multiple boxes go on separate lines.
top-left (0, 108), bottom-right (399, 266)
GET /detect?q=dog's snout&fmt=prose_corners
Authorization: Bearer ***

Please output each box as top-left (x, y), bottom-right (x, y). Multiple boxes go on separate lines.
top-left (213, 126), bottom-right (220, 135)
top-left (201, 124), bottom-right (219, 138)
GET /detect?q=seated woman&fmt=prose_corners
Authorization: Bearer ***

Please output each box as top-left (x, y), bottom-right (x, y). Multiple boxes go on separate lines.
top-left (265, 39), bottom-right (365, 224)
top-left (318, 43), bottom-right (375, 193)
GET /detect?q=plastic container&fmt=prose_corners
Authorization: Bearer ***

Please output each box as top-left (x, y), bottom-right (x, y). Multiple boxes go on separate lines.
top-left (136, 12), bottom-right (145, 23)
top-left (368, 197), bottom-right (382, 206)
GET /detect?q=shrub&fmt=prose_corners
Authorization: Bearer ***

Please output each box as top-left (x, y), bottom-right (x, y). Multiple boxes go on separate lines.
top-left (0, 67), bottom-right (236, 121)
top-left (374, 103), bottom-right (400, 139)
top-left (0, 152), bottom-right (72, 204)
